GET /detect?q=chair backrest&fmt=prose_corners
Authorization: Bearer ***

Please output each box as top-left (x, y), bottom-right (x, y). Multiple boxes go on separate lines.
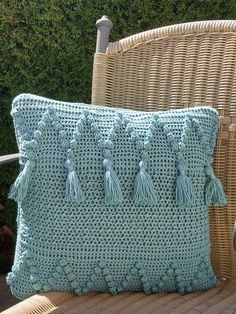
top-left (91, 19), bottom-right (236, 279)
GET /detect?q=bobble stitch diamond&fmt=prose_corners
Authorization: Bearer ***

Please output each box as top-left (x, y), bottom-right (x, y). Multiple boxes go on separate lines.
top-left (123, 115), bottom-right (157, 205)
top-left (64, 119), bottom-right (85, 204)
top-left (88, 114), bottom-right (123, 204)
top-left (190, 117), bottom-right (227, 205)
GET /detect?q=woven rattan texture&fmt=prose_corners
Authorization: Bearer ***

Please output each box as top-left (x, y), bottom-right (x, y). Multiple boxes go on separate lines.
top-left (2, 280), bottom-right (236, 314)
top-left (91, 20), bottom-right (236, 279)
top-left (7, 94), bottom-right (221, 299)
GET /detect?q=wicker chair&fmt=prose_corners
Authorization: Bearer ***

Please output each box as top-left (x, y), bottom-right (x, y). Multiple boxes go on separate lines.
top-left (2, 17), bottom-right (236, 314)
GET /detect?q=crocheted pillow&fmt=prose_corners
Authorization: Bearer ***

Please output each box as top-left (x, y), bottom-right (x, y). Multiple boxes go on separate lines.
top-left (7, 93), bottom-right (226, 299)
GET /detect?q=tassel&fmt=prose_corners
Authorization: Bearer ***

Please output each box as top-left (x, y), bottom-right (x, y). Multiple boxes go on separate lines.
top-left (65, 160), bottom-right (84, 203)
top-left (9, 159), bottom-right (35, 202)
top-left (133, 161), bottom-right (157, 205)
top-left (205, 165), bottom-right (227, 205)
top-left (103, 159), bottom-right (123, 204)
top-left (176, 159), bottom-right (193, 206)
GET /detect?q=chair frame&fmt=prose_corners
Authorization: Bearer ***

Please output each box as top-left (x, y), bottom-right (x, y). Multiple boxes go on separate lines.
top-left (1, 16), bottom-right (236, 268)
top-left (2, 16), bottom-right (236, 314)
top-left (1, 17), bottom-right (236, 265)
top-left (93, 16), bottom-right (236, 263)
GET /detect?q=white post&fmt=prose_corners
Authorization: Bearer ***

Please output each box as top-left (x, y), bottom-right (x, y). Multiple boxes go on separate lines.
top-left (95, 15), bottom-right (113, 53)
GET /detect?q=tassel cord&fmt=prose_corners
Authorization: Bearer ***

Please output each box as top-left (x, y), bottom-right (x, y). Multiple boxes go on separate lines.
top-left (176, 159), bottom-right (193, 207)
top-left (205, 165), bottom-right (227, 205)
top-left (9, 159), bottom-right (35, 202)
top-left (133, 160), bottom-right (157, 205)
top-left (65, 158), bottom-right (84, 203)
top-left (103, 159), bottom-right (123, 204)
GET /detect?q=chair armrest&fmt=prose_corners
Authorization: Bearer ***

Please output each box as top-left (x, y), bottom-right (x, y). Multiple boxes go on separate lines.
top-left (0, 154), bottom-right (19, 165)
top-left (233, 221), bottom-right (236, 251)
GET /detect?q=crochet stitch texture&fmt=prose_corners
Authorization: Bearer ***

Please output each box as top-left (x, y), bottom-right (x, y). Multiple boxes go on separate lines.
top-left (7, 93), bottom-right (226, 299)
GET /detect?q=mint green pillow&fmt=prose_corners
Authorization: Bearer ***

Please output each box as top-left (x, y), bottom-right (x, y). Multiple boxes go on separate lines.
top-left (7, 93), bottom-right (226, 299)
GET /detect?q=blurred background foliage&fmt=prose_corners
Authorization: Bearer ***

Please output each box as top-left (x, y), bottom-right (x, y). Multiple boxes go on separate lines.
top-left (1, 0), bottom-right (236, 274)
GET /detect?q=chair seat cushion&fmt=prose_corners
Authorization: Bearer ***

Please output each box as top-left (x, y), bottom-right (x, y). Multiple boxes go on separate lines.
top-left (3, 280), bottom-right (236, 314)
top-left (7, 94), bottom-right (226, 298)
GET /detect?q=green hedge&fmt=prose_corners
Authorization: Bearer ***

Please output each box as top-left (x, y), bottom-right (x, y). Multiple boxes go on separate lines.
top-left (0, 0), bottom-right (235, 273)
